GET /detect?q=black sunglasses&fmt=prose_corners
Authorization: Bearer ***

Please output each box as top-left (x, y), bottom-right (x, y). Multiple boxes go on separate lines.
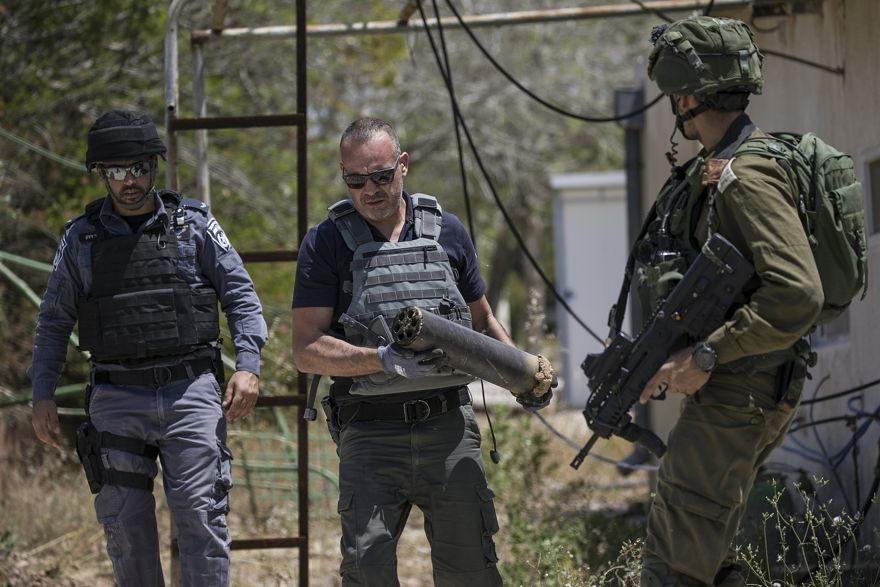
top-left (100, 159), bottom-right (153, 181)
top-left (342, 156), bottom-right (400, 189)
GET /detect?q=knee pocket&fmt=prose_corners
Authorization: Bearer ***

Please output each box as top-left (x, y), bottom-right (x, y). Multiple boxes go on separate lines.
top-left (664, 484), bottom-right (733, 525)
top-left (430, 483), bottom-right (500, 570)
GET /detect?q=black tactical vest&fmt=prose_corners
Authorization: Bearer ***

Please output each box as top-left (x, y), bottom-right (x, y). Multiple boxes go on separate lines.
top-left (76, 192), bottom-right (220, 362)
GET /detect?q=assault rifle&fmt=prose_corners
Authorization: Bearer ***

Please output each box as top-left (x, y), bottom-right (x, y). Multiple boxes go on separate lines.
top-left (570, 233), bottom-right (754, 470)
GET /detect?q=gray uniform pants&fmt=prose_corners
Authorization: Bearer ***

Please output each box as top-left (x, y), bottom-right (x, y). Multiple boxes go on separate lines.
top-left (88, 373), bottom-right (232, 587)
top-left (642, 371), bottom-right (801, 586)
top-left (336, 402), bottom-right (503, 586)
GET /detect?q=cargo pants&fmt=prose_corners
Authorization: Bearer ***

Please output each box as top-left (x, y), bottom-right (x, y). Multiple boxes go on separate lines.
top-left (641, 371), bottom-right (802, 586)
top-left (88, 372), bottom-right (233, 587)
top-left (336, 402), bottom-right (503, 586)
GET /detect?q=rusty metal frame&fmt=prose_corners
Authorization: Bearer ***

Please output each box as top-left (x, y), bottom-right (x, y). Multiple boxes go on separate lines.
top-left (164, 0), bottom-right (309, 585)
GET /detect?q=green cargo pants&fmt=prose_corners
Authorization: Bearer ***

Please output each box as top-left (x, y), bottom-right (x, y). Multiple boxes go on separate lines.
top-left (642, 370), bottom-right (802, 585)
top-left (336, 400), bottom-right (503, 586)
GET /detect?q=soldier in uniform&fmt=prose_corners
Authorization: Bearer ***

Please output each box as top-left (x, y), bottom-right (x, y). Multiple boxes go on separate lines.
top-left (30, 109), bottom-right (267, 586)
top-left (633, 17), bottom-right (824, 586)
top-left (292, 117), bottom-right (553, 585)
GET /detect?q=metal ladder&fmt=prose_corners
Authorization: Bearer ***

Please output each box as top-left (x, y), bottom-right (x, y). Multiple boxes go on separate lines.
top-left (164, 1), bottom-right (309, 584)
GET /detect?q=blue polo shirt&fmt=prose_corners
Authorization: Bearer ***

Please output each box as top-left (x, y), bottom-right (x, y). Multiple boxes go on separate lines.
top-left (292, 191), bottom-right (486, 402)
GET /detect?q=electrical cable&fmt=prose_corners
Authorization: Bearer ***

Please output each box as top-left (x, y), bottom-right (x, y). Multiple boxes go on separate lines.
top-left (444, 0), bottom-right (664, 124)
top-left (703, 0), bottom-right (716, 15)
top-left (532, 411), bottom-right (658, 471)
top-left (415, 0), bottom-right (605, 345)
top-left (800, 376), bottom-right (880, 406)
top-left (429, 0), bottom-right (476, 242)
top-left (629, 0), bottom-right (673, 23)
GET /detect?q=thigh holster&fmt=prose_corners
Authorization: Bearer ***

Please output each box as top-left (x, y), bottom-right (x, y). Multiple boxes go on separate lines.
top-left (75, 421), bottom-right (159, 494)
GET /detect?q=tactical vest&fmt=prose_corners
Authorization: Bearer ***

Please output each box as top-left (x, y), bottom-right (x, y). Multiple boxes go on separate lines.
top-left (635, 156), bottom-right (708, 318)
top-left (77, 191), bottom-right (220, 362)
top-left (329, 194), bottom-right (475, 396)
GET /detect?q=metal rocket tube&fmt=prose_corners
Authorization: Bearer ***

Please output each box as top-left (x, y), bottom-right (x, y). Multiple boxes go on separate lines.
top-left (391, 306), bottom-right (549, 397)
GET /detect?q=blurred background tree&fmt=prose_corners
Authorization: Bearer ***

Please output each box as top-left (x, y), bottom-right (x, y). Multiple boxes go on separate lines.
top-left (0, 0), bottom-right (651, 396)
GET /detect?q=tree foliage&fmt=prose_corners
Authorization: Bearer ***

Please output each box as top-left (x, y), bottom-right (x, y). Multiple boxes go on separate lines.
top-left (0, 0), bottom-right (652, 393)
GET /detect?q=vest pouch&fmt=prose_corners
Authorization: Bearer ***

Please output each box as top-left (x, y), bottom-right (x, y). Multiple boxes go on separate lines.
top-left (93, 288), bottom-right (181, 361)
top-left (190, 287), bottom-right (221, 343)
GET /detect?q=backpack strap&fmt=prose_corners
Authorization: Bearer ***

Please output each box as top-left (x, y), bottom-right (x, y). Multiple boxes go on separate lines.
top-left (328, 199), bottom-right (375, 251)
top-left (411, 193), bottom-right (443, 240)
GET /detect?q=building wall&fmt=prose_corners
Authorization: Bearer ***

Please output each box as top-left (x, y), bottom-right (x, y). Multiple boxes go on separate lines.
top-left (641, 0), bottom-right (880, 546)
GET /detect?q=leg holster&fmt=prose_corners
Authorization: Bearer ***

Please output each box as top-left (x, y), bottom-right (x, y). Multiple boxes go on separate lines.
top-left (75, 420), bottom-right (159, 494)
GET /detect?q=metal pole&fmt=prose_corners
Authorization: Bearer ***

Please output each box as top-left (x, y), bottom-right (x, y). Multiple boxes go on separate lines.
top-left (295, 1), bottom-right (309, 583)
top-left (165, 0), bottom-right (191, 192)
top-left (192, 40), bottom-right (211, 204)
top-left (190, 0), bottom-right (751, 41)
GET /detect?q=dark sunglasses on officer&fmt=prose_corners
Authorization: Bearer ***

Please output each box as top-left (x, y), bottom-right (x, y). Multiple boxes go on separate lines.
top-left (342, 156), bottom-right (401, 189)
top-left (99, 159), bottom-right (153, 181)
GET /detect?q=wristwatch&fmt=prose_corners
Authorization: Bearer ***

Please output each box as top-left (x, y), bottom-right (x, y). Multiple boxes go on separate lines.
top-left (692, 341), bottom-right (718, 372)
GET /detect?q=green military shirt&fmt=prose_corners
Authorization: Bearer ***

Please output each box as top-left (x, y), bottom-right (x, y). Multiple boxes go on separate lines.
top-left (694, 128), bottom-right (824, 365)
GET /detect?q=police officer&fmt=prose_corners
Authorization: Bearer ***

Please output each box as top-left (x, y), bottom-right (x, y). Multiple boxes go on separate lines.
top-left (632, 17), bottom-right (824, 586)
top-left (30, 109), bottom-right (267, 586)
top-left (292, 117), bottom-right (552, 585)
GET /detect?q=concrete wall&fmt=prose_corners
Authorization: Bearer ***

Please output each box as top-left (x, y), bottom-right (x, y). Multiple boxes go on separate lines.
top-left (641, 0), bottom-right (880, 546)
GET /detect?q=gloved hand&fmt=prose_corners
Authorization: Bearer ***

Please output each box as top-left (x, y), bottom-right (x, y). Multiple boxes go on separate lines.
top-left (377, 344), bottom-right (446, 378)
top-left (517, 372), bottom-right (558, 413)
top-left (516, 389), bottom-right (553, 413)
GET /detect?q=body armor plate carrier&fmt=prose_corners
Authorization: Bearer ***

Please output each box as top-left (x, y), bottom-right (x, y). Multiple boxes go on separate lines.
top-left (330, 194), bottom-right (475, 395)
top-left (76, 191), bottom-right (220, 362)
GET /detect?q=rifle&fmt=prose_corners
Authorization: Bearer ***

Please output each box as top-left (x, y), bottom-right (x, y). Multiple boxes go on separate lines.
top-left (570, 233), bottom-right (754, 470)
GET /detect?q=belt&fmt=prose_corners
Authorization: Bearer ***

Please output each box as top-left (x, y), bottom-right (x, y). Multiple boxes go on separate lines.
top-left (338, 387), bottom-right (472, 424)
top-left (93, 356), bottom-right (217, 388)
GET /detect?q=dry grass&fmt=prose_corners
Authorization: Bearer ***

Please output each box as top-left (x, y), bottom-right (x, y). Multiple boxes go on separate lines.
top-left (0, 403), bottom-right (651, 586)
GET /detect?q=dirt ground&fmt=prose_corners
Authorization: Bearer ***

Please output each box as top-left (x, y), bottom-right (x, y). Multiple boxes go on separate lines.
top-left (0, 406), bottom-right (651, 586)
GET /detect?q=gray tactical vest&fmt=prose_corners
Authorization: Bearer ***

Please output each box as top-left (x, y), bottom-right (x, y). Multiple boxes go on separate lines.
top-left (329, 194), bottom-right (475, 396)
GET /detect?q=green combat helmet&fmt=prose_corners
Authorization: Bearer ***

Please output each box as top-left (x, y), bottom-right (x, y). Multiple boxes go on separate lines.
top-left (647, 16), bottom-right (763, 100)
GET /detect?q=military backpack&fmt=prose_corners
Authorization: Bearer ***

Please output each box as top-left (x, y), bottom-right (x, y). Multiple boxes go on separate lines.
top-left (736, 132), bottom-right (868, 324)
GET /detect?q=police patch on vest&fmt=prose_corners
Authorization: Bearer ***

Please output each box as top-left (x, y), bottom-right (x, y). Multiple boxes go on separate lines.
top-left (207, 218), bottom-right (230, 251)
top-left (718, 158), bottom-right (738, 193)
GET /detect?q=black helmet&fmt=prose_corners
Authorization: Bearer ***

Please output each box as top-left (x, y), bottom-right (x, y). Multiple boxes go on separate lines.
top-left (85, 110), bottom-right (166, 170)
top-left (647, 16), bottom-right (763, 98)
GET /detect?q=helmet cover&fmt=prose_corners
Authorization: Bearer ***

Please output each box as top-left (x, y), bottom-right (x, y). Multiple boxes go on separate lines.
top-left (85, 110), bottom-right (166, 170)
top-left (647, 16), bottom-right (763, 97)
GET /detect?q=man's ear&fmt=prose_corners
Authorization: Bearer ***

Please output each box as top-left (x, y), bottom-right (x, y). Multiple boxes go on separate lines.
top-left (399, 152), bottom-right (409, 177)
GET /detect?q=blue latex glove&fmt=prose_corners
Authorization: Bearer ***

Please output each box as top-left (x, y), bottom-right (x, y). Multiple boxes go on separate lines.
top-left (378, 344), bottom-right (446, 378)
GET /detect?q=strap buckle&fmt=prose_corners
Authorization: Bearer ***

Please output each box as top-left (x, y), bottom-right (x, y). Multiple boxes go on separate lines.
top-left (403, 399), bottom-right (431, 423)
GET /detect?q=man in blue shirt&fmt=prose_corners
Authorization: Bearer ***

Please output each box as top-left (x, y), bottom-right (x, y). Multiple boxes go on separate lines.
top-left (30, 109), bottom-right (267, 586)
top-left (293, 117), bottom-right (552, 585)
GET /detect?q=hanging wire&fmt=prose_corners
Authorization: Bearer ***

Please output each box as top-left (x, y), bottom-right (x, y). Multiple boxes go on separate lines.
top-left (428, 0), bottom-right (476, 243)
top-left (444, 0), bottom-right (664, 123)
top-left (415, 0), bottom-right (604, 345)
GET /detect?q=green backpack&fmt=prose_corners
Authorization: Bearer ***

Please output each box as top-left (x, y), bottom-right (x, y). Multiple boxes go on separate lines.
top-left (736, 132), bottom-right (868, 324)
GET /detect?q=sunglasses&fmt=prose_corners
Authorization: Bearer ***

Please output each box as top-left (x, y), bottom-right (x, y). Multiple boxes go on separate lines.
top-left (100, 159), bottom-right (153, 181)
top-left (342, 156), bottom-right (400, 189)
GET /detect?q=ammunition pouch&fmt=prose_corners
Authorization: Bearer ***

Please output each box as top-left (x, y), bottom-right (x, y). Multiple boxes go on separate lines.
top-left (75, 421), bottom-right (159, 494)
